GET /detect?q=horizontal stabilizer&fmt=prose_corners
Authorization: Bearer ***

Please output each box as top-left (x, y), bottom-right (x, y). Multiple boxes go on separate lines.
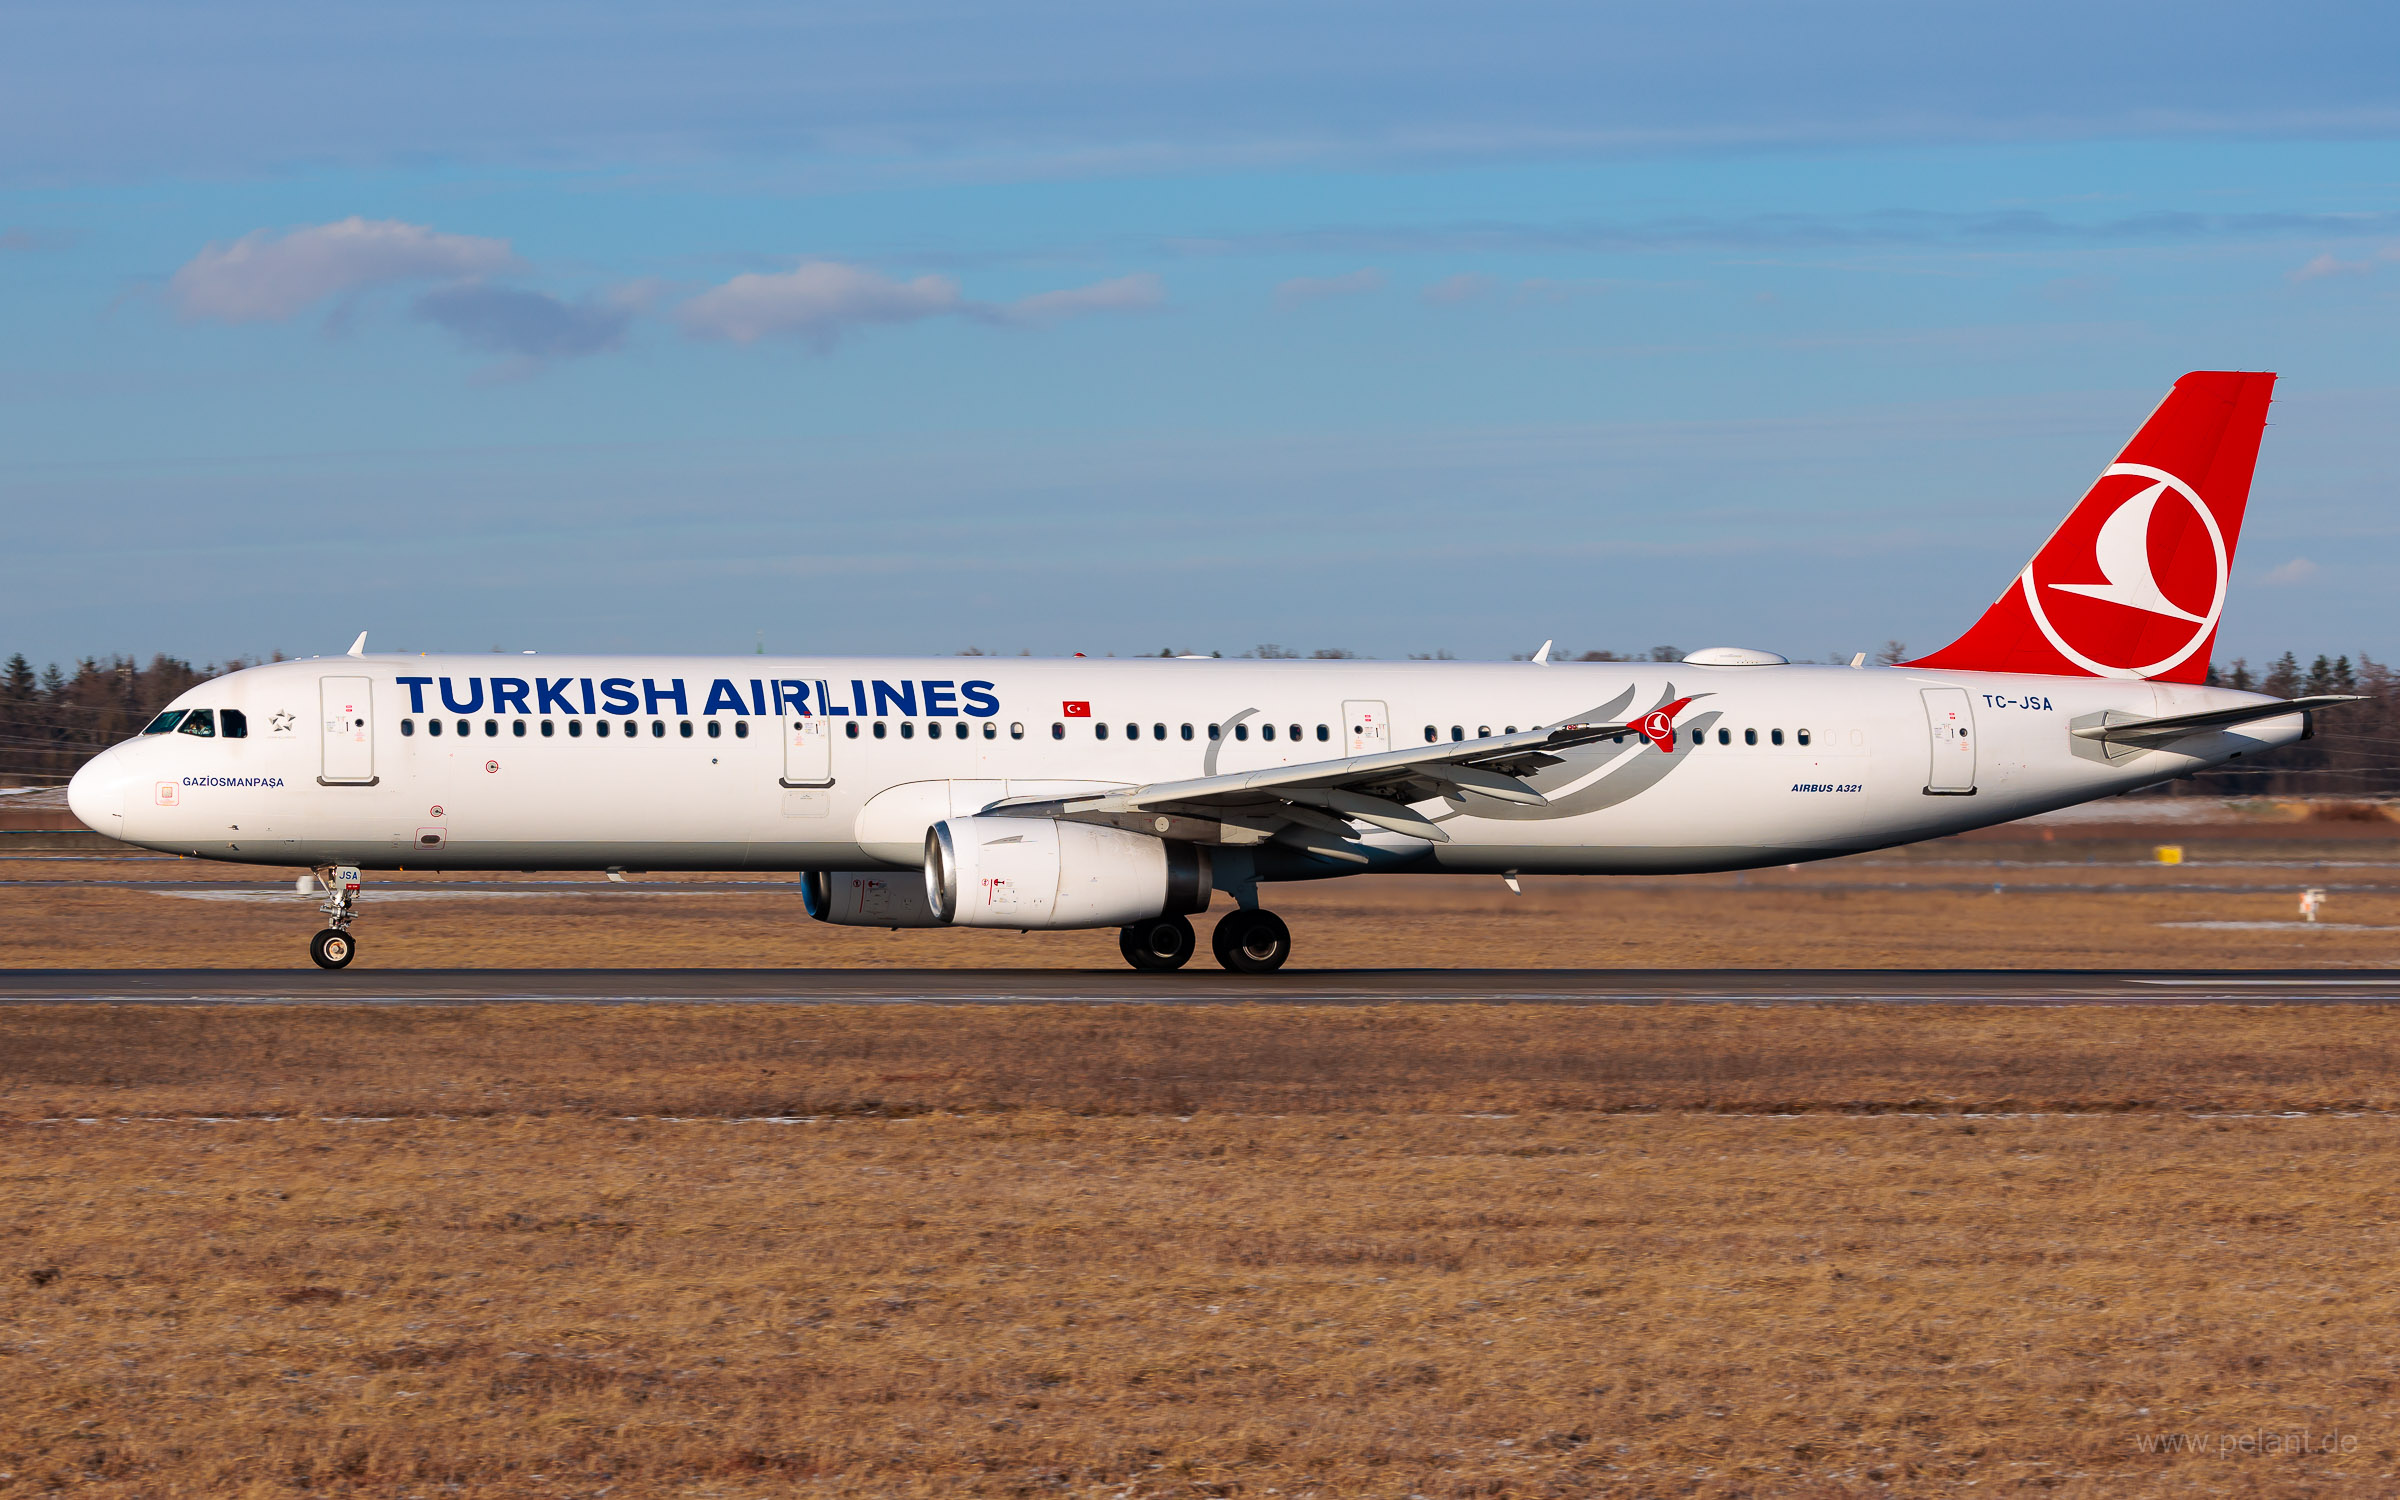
top-left (2069, 695), bottom-right (2361, 748)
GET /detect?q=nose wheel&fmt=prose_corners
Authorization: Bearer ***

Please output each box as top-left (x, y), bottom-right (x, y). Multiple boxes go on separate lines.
top-left (306, 865), bottom-right (363, 969)
top-left (1210, 908), bottom-right (1291, 973)
top-left (1118, 914), bottom-right (1196, 971)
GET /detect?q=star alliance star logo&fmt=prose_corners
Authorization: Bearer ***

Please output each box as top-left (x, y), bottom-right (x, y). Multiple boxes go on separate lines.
top-left (268, 711), bottom-right (296, 736)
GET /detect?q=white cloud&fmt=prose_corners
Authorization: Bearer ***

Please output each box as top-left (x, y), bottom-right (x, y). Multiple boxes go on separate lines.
top-left (2261, 557), bottom-right (2320, 586)
top-left (1275, 267), bottom-right (1384, 307)
top-left (678, 263), bottom-right (1161, 346)
top-left (1421, 272), bottom-right (1497, 304)
top-left (170, 217), bottom-right (518, 322)
top-left (2291, 245), bottom-right (2400, 282)
top-left (1002, 272), bottom-right (1164, 324)
top-left (677, 262), bottom-right (964, 346)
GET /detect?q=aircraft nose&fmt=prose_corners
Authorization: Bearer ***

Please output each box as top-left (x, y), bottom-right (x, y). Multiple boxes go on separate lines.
top-left (67, 748), bottom-right (128, 837)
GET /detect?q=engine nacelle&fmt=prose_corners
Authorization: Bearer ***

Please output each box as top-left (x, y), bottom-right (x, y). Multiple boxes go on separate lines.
top-left (925, 816), bottom-right (1212, 929)
top-left (800, 870), bottom-right (948, 928)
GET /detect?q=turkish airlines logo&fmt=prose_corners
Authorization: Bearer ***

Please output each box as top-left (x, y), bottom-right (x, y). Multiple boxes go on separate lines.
top-left (2020, 463), bottom-right (2227, 680)
top-left (1637, 696), bottom-right (1697, 753)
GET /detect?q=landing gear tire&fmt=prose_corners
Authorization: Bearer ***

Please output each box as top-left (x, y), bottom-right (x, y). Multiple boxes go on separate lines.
top-left (1211, 909), bottom-right (1291, 974)
top-left (309, 928), bottom-right (356, 970)
top-left (1119, 914), bottom-right (1196, 972)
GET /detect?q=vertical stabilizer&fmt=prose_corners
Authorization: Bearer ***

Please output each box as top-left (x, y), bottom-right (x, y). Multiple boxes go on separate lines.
top-left (1908, 370), bottom-right (2275, 683)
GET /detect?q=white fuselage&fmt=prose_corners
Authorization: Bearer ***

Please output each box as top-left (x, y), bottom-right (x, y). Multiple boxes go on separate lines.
top-left (69, 654), bottom-right (2299, 881)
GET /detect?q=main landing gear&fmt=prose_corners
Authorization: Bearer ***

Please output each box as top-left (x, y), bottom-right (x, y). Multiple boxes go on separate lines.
top-left (306, 865), bottom-right (362, 970)
top-left (1115, 908), bottom-right (1292, 973)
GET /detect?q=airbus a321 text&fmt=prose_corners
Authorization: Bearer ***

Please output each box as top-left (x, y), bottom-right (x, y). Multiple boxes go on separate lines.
top-left (70, 371), bottom-right (2354, 971)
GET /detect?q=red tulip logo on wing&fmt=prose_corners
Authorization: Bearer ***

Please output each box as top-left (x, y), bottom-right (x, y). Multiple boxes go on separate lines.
top-left (1638, 697), bottom-right (1696, 753)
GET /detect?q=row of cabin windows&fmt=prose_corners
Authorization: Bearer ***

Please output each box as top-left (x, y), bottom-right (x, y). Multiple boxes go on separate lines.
top-left (400, 717), bottom-right (753, 740)
top-left (1424, 724), bottom-right (1524, 741)
top-left (846, 720), bottom-right (1026, 740)
top-left (141, 708), bottom-right (247, 738)
top-left (1601, 726), bottom-right (1811, 747)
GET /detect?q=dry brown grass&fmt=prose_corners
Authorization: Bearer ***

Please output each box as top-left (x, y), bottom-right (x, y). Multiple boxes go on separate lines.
top-left (7, 1002), bottom-right (2400, 1120)
top-left (2, 1006), bottom-right (2400, 1497)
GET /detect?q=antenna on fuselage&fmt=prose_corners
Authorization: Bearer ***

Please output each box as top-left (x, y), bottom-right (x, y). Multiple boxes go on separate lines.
top-left (1531, 639), bottom-right (1552, 665)
top-left (346, 632), bottom-right (368, 658)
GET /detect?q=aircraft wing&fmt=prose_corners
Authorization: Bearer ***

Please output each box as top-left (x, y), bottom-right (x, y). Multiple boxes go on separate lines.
top-left (983, 719), bottom-right (1648, 863)
top-left (2069, 694), bottom-right (2363, 750)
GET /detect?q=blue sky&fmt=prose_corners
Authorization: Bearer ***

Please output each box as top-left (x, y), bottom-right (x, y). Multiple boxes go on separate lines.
top-left (5, 1), bottom-right (2397, 669)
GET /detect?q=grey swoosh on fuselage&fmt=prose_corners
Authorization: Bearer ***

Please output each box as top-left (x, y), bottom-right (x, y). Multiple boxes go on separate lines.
top-left (1203, 708), bottom-right (1260, 777)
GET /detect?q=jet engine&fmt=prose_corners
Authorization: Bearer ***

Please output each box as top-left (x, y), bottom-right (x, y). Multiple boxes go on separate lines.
top-left (925, 816), bottom-right (1211, 929)
top-left (799, 869), bottom-right (948, 928)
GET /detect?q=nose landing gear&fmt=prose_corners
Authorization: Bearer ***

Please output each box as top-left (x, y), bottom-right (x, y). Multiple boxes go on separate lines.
top-left (307, 865), bottom-right (362, 970)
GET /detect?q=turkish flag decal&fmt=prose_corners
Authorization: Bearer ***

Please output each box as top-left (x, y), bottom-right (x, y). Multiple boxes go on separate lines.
top-left (1062, 701), bottom-right (1091, 717)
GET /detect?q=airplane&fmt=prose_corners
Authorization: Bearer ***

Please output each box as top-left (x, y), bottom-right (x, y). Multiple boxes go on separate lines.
top-left (68, 370), bottom-right (2356, 972)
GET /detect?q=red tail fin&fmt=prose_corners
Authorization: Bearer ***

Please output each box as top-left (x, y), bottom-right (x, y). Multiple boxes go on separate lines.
top-left (1908, 370), bottom-right (2275, 683)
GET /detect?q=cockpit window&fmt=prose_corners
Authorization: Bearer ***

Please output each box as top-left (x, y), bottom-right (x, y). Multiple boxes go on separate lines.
top-left (175, 709), bottom-right (216, 738)
top-left (219, 708), bottom-right (247, 739)
top-left (142, 710), bottom-right (187, 735)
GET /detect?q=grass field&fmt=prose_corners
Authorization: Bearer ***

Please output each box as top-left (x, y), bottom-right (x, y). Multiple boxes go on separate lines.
top-left (5, 1004), bottom-right (2400, 1498)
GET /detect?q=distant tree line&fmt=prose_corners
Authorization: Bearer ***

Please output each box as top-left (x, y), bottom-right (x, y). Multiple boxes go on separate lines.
top-left (3, 646), bottom-right (2395, 797)
top-left (0, 653), bottom-right (262, 785)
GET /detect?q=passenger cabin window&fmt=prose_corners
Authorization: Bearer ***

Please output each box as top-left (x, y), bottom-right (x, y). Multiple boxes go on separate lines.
top-left (1451, 726), bottom-right (1464, 741)
top-left (651, 720), bottom-right (666, 738)
top-left (900, 721), bottom-right (915, 739)
top-left (593, 720), bottom-right (607, 738)
top-left (177, 709), bottom-right (215, 737)
top-left (142, 710), bottom-right (186, 734)
top-left (1235, 724), bottom-right (1249, 741)
top-left (401, 718), bottom-right (416, 736)
top-left (1477, 725), bottom-right (1490, 738)
top-left (706, 720), bottom-right (721, 738)
top-left (220, 709), bottom-right (247, 739)
top-left (1011, 722), bottom-right (1025, 739)
top-left (1050, 721), bottom-right (1063, 739)
top-left (1125, 723), bottom-right (1138, 741)
top-left (1289, 724), bottom-right (1302, 742)
top-left (485, 719), bottom-right (499, 737)
top-left (1770, 728), bottom-right (1784, 746)
top-left (874, 721), bottom-right (889, 740)
top-left (736, 720), bottom-right (750, 739)
top-left (679, 720), bottom-right (694, 738)
top-left (428, 718), bottom-right (444, 737)
top-left (457, 720), bottom-right (471, 737)
top-left (513, 719), bottom-right (528, 737)
top-left (1744, 728), bottom-right (1757, 746)
top-left (1504, 724), bottom-right (1517, 735)
top-left (848, 721), bottom-right (862, 739)
top-left (1180, 723), bottom-right (1193, 741)
top-left (541, 720), bottom-right (555, 737)
top-left (1797, 728), bottom-right (1811, 746)
top-left (1260, 724), bottom-right (1274, 742)
top-left (1154, 723), bottom-right (1167, 741)
top-left (1315, 724), bottom-right (1329, 742)
top-left (1717, 728), bottom-right (1730, 745)
top-left (1424, 725), bottom-right (1437, 743)
top-left (1208, 724), bottom-right (1220, 740)
top-left (569, 720), bottom-right (584, 738)
top-left (1096, 722), bottom-right (1110, 740)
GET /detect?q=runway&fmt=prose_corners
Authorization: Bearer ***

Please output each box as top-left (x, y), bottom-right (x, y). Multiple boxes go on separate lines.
top-left (4, 968), bottom-right (2399, 1005)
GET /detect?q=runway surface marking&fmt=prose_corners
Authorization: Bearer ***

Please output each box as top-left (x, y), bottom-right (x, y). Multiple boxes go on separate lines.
top-left (4, 969), bottom-right (2399, 1005)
